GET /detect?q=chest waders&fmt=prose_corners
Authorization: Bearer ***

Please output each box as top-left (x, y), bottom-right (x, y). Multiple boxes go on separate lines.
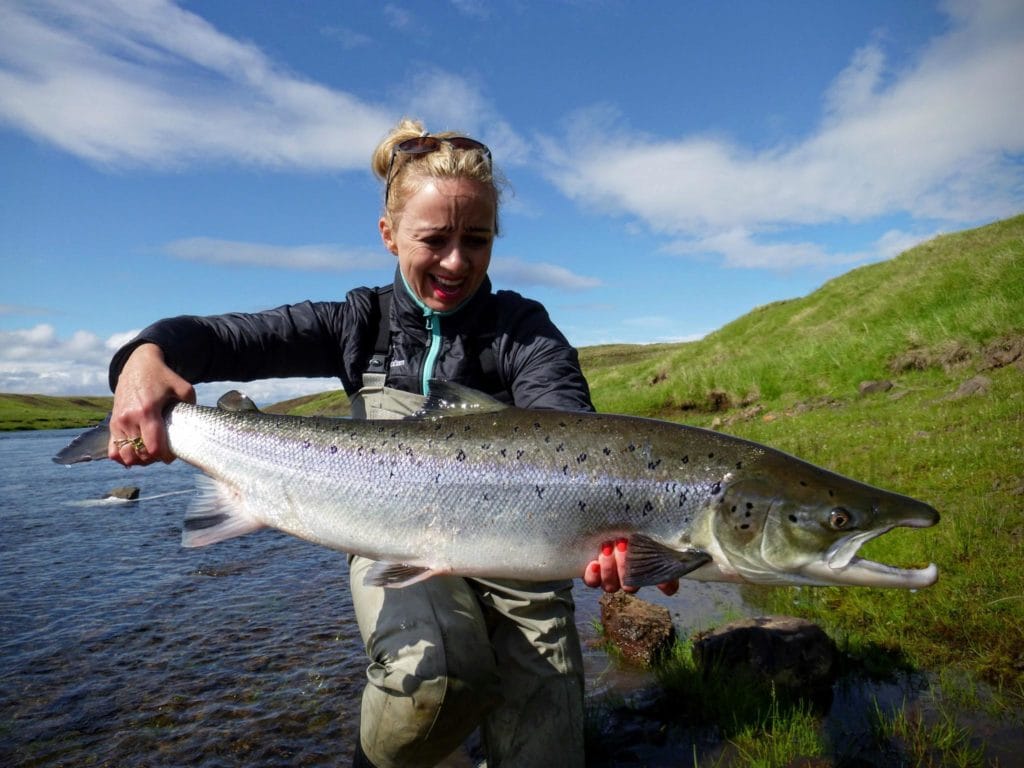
top-left (347, 289), bottom-right (586, 768)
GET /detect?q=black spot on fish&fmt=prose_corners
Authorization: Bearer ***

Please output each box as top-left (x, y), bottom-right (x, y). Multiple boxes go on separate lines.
top-left (500, 448), bottom-right (507, 458)
top-left (516, 450), bottom-right (525, 460)
top-left (578, 500), bottom-right (587, 512)
top-left (628, 444), bottom-right (636, 452)
top-left (800, 480), bottom-right (808, 487)
top-left (577, 452), bottom-right (588, 463)
top-left (329, 445), bottom-right (338, 454)
top-left (746, 502), bottom-right (754, 509)
top-left (535, 485), bottom-right (545, 499)
top-left (435, 473), bottom-right (442, 484)
top-left (534, 421), bottom-right (542, 429)
top-left (789, 514), bottom-right (798, 523)
top-left (643, 501), bottom-right (654, 515)
top-left (446, 432), bottom-right (455, 440)
top-left (708, 452), bottom-right (715, 459)
top-left (562, 464), bottom-right (569, 475)
top-left (456, 449), bottom-right (467, 462)
top-left (682, 455), bottom-right (689, 464)
top-left (615, 486), bottom-right (624, 499)
top-left (736, 461), bottom-right (743, 469)
top-left (603, 447), bottom-right (612, 456)
top-left (740, 523), bottom-right (750, 530)
top-left (647, 459), bottom-right (661, 470)
top-left (828, 489), bottom-right (835, 497)
top-left (484, 493), bottom-right (491, 502)
top-left (303, 440), bottom-right (311, 449)
top-left (556, 443), bottom-right (565, 452)
top-left (481, 442), bottom-right (491, 450)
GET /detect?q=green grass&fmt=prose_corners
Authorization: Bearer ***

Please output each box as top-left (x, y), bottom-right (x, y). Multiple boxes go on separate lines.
top-left (0, 393), bottom-right (112, 431)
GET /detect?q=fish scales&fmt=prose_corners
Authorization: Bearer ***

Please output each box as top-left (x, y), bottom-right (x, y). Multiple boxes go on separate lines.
top-left (168, 404), bottom-right (723, 579)
top-left (54, 382), bottom-right (940, 590)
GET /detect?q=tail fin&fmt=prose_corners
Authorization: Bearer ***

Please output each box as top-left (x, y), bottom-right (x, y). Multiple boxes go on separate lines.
top-left (52, 417), bottom-right (112, 464)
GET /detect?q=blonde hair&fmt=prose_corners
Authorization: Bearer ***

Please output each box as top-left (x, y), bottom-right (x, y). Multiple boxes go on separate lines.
top-left (372, 118), bottom-right (503, 233)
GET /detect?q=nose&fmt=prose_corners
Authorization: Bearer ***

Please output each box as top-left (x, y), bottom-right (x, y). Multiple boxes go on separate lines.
top-left (438, 242), bottom-right (470, 272)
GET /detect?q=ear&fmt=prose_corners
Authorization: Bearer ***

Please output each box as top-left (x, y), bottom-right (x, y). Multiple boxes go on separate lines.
top-left (379, 217), bottom-right (399, 256)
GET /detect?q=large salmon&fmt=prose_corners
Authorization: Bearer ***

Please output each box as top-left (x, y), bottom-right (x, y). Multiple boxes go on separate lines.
top-left (54, 382), bottom-right (939, 589)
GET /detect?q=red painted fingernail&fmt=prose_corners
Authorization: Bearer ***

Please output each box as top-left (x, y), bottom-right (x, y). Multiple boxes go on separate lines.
top-left (616, 539), bottom-right (628, 552)
top-left (590, 562), bottom-right (600, 573)
top-left (602, 544), bottom-right (613, 556)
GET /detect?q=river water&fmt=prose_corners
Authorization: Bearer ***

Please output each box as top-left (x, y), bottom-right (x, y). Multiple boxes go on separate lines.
top-left (1, 428), bottom-right (753, 767)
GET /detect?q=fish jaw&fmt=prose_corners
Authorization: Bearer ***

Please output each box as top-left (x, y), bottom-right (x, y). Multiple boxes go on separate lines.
top-left (797, 509), bottom-right (940, 588)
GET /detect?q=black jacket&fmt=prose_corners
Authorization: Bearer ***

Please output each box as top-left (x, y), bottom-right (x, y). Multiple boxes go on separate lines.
top-left (109, 269), bottom-right (593, 412)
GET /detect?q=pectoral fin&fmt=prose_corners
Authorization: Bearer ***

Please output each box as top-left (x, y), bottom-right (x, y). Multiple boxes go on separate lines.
top-left (623, 534), bottom-right (712, 587)
top-left (364, 562), bottom-right (444, 588)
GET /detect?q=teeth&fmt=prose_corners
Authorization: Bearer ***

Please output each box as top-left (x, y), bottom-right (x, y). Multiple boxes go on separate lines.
top-left (433, 275), bottom-right (463, 288)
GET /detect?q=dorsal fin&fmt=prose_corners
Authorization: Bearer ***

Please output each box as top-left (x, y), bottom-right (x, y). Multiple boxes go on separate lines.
top-left (216, 390), bottom-right (261, 413)
top-left (414, 380), bottom-right (508, 418)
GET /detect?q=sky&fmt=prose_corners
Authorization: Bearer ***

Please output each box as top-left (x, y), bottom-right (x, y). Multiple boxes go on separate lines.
top-left (2, 0), bottom-right (1023, 405)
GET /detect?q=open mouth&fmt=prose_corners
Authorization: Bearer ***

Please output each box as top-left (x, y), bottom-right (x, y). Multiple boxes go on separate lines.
top-left (804, 515), bottom-right (940, 588)
top-left (431, 274), bottom-right (465, 300)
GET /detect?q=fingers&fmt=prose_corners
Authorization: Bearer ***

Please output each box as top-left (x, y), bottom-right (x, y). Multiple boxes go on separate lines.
top-left (108, 343), bottom-right (194, 467)
top-left (658, 580), bottom-right (680, 597)
top-left (583, 539), bottom-right (638, 593)
top-left (584, 539), bottom-right (681, 595)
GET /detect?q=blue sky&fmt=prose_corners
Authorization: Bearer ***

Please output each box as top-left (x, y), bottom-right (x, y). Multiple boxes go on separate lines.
top-left (2, 0), bottom-right (1022, 404)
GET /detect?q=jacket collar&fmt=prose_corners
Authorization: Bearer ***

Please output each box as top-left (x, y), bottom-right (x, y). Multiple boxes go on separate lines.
top-left (390, 266), bottom-right (492, 334)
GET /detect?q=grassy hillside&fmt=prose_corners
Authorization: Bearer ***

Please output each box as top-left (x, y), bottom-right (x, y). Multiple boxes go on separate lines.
top-left (581, 214), bottom-right (1023, 421)
top-left (0, 393), bottom-right (112, 431)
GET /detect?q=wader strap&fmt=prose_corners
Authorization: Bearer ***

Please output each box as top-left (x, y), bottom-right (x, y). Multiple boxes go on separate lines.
top-left (364, 286), bottom-right (393, 386)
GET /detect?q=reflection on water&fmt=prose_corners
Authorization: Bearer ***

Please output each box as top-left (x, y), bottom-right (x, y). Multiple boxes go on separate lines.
top-left (0, 428), bottom-right (758, 766)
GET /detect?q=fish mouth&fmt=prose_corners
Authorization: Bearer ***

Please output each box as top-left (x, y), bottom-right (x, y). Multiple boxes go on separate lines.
top-left (804, 512), bottom-right (940, 589)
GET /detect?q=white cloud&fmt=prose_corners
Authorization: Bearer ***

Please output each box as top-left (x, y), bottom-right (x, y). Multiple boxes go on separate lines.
top-left (0, 0), bottom-right (389, 169)
top-left (0, 322), bottom-right (341, 402)
top-left (0, 0), bottom-right (526, 172)
top-left (0, 324), bottom-right (113, 394)
top-left (164, 238), bottom-right (392, 272)
top-left (541, 0), bottom-right (1024, 267)
top-left (489, 257), bottom-right (601, 291)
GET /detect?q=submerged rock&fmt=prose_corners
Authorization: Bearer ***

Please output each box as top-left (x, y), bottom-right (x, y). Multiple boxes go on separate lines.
top-left (104, 486), bottom-right (140, 501)
top-left (599, 592), bottom-right (676, 667)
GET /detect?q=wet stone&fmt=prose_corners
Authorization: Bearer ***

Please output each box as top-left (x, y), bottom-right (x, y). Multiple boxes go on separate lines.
top-left (599, 593), bottom-right (676, 668)
top-left (692, 615), bottom-right (837, 692)
top-left (104, 486), bottom-right (140, 500)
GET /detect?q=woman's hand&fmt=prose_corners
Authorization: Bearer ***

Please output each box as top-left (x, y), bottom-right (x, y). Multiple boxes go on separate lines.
top-left (583, 538), bottom-right (680, 596)
top-left (109, 343), bottom-right (195, 467)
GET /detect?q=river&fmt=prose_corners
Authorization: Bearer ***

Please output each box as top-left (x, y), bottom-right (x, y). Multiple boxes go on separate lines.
top-left (1, 427), bottom-right (754, 766)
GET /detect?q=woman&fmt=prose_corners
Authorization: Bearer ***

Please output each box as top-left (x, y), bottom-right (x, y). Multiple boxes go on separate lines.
top-left (107, 118), bottom-right (669, 767)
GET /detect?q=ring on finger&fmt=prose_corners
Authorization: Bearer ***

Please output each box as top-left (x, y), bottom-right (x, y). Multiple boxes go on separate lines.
top-left (115, 436), bottom-right (147, 451)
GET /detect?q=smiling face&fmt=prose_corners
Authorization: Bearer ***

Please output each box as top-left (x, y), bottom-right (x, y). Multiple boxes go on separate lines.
top-left (380, 177), bottom-right (496, 312)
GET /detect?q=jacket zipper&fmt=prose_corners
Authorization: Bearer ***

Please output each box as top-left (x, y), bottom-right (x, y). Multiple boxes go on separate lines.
top-left (421, 312), bottom-right (441, 396)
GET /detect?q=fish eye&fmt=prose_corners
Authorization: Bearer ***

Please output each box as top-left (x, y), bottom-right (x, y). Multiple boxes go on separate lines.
top-left (829, 508), bottom-right (851, 530)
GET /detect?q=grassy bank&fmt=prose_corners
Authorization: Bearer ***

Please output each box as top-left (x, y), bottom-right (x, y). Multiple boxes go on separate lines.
top-left (0, 394), bottom-right (112, 431)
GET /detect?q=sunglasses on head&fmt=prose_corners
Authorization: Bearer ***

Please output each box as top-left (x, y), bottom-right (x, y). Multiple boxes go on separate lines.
top-left (384, 135), bottom-right (492, 205)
